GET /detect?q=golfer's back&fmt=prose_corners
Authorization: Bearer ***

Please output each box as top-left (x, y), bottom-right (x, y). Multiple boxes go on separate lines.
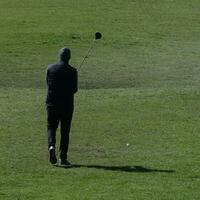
top-left (46, 63), bottom-right (78, 106)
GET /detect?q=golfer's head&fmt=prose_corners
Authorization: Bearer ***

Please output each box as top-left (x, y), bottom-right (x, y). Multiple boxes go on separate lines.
top-left (59, 47), bottom-right (71, 63)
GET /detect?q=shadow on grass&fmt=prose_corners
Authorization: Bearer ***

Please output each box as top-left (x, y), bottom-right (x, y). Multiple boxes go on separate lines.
top-left (56, 164), bottom-right (175, 173)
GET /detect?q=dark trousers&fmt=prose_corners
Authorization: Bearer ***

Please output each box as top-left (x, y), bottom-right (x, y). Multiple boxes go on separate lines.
top-left (47, 104), bottom-right (73, 160)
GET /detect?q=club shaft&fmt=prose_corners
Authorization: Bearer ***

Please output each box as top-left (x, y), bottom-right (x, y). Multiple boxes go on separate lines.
top-left (79, 39), bottom-right (96, 70)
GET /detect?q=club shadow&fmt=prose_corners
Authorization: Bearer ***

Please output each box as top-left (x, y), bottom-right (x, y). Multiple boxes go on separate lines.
top-left (57, 164), bottom-right (175, 173)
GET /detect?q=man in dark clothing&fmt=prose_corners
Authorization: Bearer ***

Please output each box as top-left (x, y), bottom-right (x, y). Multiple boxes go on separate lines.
top-left (46, 47), bottom-right (78, 166)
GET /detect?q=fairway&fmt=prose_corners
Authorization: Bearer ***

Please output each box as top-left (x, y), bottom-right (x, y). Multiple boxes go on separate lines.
top-left (1, 0), bottom-right (200, 199)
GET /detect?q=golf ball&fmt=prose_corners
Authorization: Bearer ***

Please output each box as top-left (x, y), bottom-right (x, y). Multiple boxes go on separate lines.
top-left (126, 143), bottom-right (130, 146)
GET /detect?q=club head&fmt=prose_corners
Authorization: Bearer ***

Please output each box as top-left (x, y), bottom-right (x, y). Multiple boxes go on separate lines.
top-left (95, 32), bottom-right (102, 40)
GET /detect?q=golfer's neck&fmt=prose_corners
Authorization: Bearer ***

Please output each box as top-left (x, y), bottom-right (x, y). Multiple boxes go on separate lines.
top-left (60, 60), bottom-right (69, 65)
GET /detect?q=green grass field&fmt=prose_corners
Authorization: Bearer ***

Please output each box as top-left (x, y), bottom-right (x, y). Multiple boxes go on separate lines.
top-left (1, 0), bottom-right (200, 199)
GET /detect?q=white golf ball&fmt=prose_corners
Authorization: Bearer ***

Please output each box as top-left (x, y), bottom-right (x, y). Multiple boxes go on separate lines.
top-left (126, 143), bottom-right (130, 146)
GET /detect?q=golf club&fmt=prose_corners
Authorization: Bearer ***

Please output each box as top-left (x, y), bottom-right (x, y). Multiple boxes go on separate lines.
top-left (78, 32), bottom-right (102, 70)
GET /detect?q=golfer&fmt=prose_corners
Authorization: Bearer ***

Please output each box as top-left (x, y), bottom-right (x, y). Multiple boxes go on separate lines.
top-left (46, 47), bottom-right (78, 166)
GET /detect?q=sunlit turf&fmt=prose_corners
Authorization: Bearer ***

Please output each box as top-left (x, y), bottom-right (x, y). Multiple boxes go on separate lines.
top-left (1, 87), bottom-right (200, 199)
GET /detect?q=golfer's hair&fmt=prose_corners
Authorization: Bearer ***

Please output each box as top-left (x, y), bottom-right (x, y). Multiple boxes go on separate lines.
top-left (59, 47), bottom-right (71, 62)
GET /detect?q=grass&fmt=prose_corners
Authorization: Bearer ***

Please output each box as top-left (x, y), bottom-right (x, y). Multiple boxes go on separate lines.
top-left (0, 0), bottom-right (200, 199)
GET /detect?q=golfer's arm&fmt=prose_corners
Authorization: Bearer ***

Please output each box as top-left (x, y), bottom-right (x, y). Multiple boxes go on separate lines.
top-left (73, 70), bottom-right (78, 94)
top-left (46, 69), bottom-right (49, 85)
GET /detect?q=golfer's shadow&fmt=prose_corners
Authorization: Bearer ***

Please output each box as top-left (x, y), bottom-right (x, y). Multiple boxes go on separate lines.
top-left (61, 164), bottom-right (175, 173)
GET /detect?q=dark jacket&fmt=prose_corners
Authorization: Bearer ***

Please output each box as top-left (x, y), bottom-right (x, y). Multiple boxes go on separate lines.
top-left (46, 62), bottom-right (78, 106)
